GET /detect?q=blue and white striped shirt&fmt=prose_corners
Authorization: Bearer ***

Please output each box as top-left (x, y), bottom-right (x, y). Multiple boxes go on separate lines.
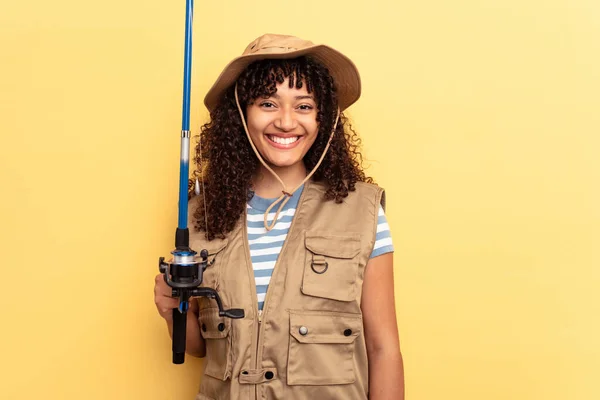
top-left (247, 185), bottom-right (394, 310)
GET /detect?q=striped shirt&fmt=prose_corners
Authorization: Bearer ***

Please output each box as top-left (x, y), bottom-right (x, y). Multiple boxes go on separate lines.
top-left (247, 185), bottom-right (394, 310)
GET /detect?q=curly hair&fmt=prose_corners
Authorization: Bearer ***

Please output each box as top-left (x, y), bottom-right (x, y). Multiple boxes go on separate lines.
top-left (190, 56), bottom-right (374, 240)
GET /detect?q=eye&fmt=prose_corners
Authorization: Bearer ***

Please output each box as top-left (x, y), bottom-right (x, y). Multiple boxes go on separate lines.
top-left (259, 101), bottom-right (276, 108)
top-left (298, 104), bottom-right (314, 111)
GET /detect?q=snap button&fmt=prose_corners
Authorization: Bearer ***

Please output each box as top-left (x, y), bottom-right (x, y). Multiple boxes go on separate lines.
top-left (201, 323), bottom-right (207, 332)
top-left (218, 323), bottom-right (225, 331)
top-left (265, 371), bottom-right (274, 380)
top-left (344, 329), bottom-right (352, 336)
top-left (299, 326), bottom-right (308, 335)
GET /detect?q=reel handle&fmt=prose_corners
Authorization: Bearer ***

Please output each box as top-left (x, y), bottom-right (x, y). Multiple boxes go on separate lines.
top-left (189, 287), bottom-right (245, 319)
top-left (220, 308), bottom-right (245, 319)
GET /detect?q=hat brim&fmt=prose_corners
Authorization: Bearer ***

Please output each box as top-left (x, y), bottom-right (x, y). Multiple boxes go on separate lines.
top-left (203, 44), bottom-right (361, 112)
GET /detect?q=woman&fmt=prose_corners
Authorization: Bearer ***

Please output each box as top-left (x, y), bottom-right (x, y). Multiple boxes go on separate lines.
top-left (155, 33), bottom-right (404, 400)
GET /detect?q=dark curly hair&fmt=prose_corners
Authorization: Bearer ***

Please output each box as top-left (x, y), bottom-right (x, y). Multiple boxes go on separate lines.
top-left (190, 56), bottom-right (374, 240)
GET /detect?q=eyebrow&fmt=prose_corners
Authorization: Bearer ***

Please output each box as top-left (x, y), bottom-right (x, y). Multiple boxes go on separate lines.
top-left (271, 93), bottom-right (315, 101)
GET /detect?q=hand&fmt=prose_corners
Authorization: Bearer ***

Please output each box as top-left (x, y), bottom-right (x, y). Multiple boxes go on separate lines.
top-left (154, 274), bottom-right (200, 322)
top-left (154, 273), bottom-right (179, 322)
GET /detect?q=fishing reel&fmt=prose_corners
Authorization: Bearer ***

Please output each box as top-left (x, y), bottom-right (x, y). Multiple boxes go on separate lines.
top-left (159, 229), bottom-right (244, 364)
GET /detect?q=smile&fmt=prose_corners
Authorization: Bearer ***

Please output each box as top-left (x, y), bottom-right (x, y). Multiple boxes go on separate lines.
top-left (266, 135), bottom-right (302, 148)
top-left (268, 135), bottom-right (300, 145)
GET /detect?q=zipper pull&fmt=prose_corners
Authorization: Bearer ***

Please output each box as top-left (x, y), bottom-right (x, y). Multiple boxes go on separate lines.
top-left (258, 309), bottom-right (263, 322)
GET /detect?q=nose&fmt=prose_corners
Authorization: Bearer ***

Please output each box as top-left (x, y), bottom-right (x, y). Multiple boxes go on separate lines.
top-left (273, 108), bottom-right (298, 132)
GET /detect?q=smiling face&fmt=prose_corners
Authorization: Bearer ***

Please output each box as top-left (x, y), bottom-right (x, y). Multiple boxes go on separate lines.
top-left (245, 76), bottom-right (319, 172)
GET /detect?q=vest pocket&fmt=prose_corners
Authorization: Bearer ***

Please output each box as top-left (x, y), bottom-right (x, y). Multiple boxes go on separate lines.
top-left (199, 307), bottom-right (232, 381)
top-left (287, 310), bottom-right (362, 385)
top-left (302, 231), bottom-right (361, 302)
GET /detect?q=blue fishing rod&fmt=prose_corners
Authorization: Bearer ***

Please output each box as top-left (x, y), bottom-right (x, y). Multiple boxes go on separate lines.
top-left (158, 0), bottom-right (244, 365)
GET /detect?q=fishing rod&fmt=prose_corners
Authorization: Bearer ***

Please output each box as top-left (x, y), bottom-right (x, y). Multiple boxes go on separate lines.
top-left (158, 0), bottom-right (244, 365)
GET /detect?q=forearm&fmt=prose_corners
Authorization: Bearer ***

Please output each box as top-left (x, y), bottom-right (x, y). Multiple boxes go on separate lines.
top-left (368, 348), bottom-right (405, 400)
top-left (166, 310), bottom-right (206, 358)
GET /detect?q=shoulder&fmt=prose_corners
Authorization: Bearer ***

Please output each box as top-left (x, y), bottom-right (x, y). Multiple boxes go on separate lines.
top-left (308, 180), bottom-right (384, 203)
top-left (305, 180), bottom-right (386, 218)
top-left (353, 181), bottom-right (385, 201)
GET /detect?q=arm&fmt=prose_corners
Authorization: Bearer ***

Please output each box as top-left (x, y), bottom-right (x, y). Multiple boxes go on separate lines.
top-left (154, 274), bottom-right (206, 358)
top-left (361, 253), bottom-right (405, 400)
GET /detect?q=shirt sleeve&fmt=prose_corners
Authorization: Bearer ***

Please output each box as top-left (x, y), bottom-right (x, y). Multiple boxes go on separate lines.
top-left (369, 204), bottom-right (394, 258)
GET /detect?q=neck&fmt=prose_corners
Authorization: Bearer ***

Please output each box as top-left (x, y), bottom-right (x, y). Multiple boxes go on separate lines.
top-left (252, 163), bottom-right (308, 199)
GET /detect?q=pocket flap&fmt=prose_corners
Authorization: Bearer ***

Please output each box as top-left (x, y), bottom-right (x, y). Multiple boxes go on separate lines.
top-left (289, 310), bottom-right (362, 344)
top-left (199, 307), bottom-right (231, 339)
top-left (305, 232), bottom-right (361, 259)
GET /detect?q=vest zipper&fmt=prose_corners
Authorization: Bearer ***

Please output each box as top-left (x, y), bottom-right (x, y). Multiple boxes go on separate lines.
top-left (256, 314), bottom-right (261, 400)
top-left (243, 211), bottom-right (261, 400)
top-left (248, 182), bottom-right (309, 400)
top-left (252, 183), bottom-right (308, 399)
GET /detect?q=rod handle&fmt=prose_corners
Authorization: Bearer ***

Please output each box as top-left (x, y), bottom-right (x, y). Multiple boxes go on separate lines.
top-left (172, 308), bottom-right (187, 364)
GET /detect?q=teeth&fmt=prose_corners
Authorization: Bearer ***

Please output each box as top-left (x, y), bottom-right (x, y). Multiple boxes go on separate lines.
top-left (270, 135), bottom-right (299, 145)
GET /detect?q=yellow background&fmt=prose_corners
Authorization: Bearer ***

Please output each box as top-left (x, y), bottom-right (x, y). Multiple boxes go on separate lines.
top-left (1, 0), bottom-right (598, 399)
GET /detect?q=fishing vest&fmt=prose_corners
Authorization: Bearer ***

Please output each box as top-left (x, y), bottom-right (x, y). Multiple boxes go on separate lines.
top-left (189, 179), bottom-right (386, 400)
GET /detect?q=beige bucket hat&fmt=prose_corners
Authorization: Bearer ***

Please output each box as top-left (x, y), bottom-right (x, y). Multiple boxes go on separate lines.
top-left (203, 33), bottom-right (361, 112)
top-left (199, 34), bottom-right (360, 232)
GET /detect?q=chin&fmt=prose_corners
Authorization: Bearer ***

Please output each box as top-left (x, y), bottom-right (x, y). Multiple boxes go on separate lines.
top-left (265, 157), bottom-right (302, 169)
top-left (268, 160), bottom-right (297, 168)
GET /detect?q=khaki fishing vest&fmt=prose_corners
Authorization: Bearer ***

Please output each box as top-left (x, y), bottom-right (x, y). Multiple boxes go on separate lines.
top-left (189, 179), bottom-right (386, 400)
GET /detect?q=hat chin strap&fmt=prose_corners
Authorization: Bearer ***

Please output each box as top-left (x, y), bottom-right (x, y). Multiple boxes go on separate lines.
top-left (234, 83), bottom-right (340, 231)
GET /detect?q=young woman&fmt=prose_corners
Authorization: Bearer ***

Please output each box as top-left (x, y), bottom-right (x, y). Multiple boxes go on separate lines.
top-left (154, 33), bottom-right (404, 400)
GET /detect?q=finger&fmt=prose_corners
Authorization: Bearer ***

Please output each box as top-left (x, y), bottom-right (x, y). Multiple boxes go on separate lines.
top-left (154, 275), bottom-right (174, 295)
top-left (157, 295), bottom-right (179, 308)
top-left (156, 287), bottom-right (175, 299)
top-left (159, 299), bottom-right (180, 314)
top-left (188, 298), bottom-right (199, 313)
top-left (154, 280), bottom-right (170, 296)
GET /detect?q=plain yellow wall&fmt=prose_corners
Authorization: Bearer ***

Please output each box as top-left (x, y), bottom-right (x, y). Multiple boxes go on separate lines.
top-left (1, 0), bottom-right (598, 399)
